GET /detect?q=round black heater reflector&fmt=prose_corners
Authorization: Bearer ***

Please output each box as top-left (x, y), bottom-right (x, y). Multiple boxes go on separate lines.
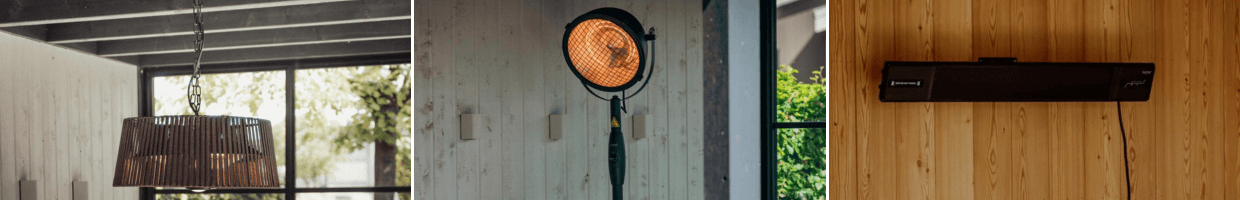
top-left (563, 7), bottom-right (647, 92)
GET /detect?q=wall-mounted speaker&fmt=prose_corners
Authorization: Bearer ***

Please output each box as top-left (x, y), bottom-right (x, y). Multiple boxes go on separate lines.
top-left (20, 180), bottom-right (37, 200)
top-left (73, 181), bottom-right (88, 200)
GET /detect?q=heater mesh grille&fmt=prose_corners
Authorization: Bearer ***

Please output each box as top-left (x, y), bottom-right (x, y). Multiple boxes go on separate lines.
top-left (113, 115), bottom-right (280, 188)
top-left (566, 19), bottom-right (641, 88)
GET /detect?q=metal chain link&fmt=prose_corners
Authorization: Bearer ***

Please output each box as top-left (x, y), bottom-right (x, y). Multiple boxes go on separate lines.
top-left (187, 0), bottom-right (205, 115)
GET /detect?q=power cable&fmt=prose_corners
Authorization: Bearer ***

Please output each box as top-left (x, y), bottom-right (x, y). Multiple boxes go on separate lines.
top-left (1117, 101), bottom-right (1132, 200)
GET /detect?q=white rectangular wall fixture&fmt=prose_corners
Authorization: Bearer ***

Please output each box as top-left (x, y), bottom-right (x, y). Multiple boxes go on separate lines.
top-left (461, 114), bottom-right (496, 140)
top-left (20, 180), bottom-right (37, 200)
top-left (632, 114), bottom-right (651, 140)
top-left (549, 114), bottom-right (565, 140)
top-left (73, 181), bottom-right (88, 200)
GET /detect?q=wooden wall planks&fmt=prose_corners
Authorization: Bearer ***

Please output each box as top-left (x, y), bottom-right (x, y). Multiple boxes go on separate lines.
top-left (413, 0), bottom-right (706, 199)
top-left (1125, 2), bottom-right (1159, 200)
top-left (91, 47), bottom-right (104, 199)
top-left (646, 0), bottom-right (672, 198)
top-left (830, 0), bottom-right (1240, 199)
top-left (666, 0), bottom-right (690, 199)
top-left (498, 0), bottom-right (525, 198)
top-left (413, 0), bottom-right (435, 198)
top-left (544, 0), bottom-right (569, 198)
top-left (520, 0), bottom-right (548, 198)
top-left (854, 0), bottom-right (897, 199)
top-left (562, 0), bottom-right (590, 198)
top-left (32, 43), bottom-right (46, 199)
top-left (0, 31), bottom-right (14, 200)
top-left (685, 0), bottom-right (706, 197)
top-left (0, 30), bottom-right (139, 199)
top-left (477, 0), bottom-right (504, 198)
top-left (430, 0), bottom-right (458, 198)
top-left (829, 0), bottom-right (858, 199)
top-left (453, 0), bottom-right (480, 199)
top-left (1218, 1), bottom-right (1240, 200)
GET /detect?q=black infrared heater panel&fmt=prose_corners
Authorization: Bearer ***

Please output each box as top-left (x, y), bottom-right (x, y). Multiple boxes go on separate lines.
top-left (880, 58), bottom-right (1155, 102)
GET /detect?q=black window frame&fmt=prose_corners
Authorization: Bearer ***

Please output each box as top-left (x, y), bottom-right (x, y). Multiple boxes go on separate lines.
top-left (137, 53), bottom-right (412, 199)
top-left (760, 0), bottom-right (827, 199)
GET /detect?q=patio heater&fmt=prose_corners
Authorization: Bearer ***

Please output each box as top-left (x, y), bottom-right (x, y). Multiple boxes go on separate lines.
top-left (112, 0), bottom-right (280, 192)
top-left (562, 7), bottom-right (656, 200)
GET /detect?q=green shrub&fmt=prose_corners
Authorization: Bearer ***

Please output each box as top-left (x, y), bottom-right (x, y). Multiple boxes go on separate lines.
top-left (776, 65), bottom-right (826, 200)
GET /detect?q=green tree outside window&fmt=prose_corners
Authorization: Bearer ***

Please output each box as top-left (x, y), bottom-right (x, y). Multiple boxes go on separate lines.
top-left (776, 65), bottom-right (826, 200)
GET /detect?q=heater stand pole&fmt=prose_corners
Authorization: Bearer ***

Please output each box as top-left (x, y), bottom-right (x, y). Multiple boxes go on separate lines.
top-left (608, 95), bottom-right (626, 200)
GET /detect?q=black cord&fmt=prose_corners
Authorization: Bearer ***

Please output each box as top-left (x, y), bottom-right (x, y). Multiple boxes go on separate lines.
top-left (1117, 101), bottom-right (1131, 200)
top-left (621, 90), bottom-right (627, 113)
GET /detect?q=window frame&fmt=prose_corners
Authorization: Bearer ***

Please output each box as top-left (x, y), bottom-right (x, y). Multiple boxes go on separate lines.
top-left (760, 0), bottom-right (827, 199)
top-left (137, 53), bottom-right (412, 199)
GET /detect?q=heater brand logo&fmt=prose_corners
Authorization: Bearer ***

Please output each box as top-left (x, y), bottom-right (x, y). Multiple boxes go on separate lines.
top-left (890, 80), bottom-right (921, 87)
top-left (612, 117), bottom-right (620, 128)
top-left (1125, 80), bottom-right (1147, 88)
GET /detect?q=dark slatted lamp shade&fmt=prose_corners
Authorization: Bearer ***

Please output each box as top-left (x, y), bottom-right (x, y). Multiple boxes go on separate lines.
top-left (563, 7), bottom-right (647, 92)
top-left (112, 115), bottom-right (280, 188)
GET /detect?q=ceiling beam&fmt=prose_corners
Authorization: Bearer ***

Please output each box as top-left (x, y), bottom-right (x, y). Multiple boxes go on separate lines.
top-left (45, 0), bottom-right (410, 44)
top-left (138, 38), bottom-right (410, 67)
top-left (142, 53), bottom-right (410, 74)
top-left (0, 26), bottom-right (97, 54)
top-left (0, 0), bottom-right (350, 27)
top-left (98, 20), bottom-right (410, 57)
top-left (0, 25), bottom-right (47, 40)
top-left (58, 41), bottom-right (97, 54)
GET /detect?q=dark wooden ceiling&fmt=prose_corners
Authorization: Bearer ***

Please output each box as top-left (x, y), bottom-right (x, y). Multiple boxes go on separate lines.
top-left (0, 0), bottom-right (411, 68)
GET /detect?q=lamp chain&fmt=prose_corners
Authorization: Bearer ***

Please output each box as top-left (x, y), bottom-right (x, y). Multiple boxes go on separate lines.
top-left (187, 0), bottom-right (205, 115)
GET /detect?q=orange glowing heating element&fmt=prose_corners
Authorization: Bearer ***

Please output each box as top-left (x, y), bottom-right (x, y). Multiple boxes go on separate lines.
top-left (566, 19), bottom-right (641, 87)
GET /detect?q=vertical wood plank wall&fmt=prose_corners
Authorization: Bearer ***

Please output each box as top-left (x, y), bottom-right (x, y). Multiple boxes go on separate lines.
top-left (829, 0), bottom-right (1240, 199)
top-left (0, 31), bottom-right (139, 199)
top-left (412, 0), bottom-right (706, 199)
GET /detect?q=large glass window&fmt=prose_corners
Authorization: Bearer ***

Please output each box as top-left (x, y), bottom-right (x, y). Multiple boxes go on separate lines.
top-left (154, 70), bottom-right (288, 188)
top-left (774, 128), bottom-right (825, 199)
top-left (770, 0), bottom-right (826, 199)
top-left (147, 64), bottom-right (411, 199)
top-left (770, 64), bottom-right (826, 199)
top-left (775, 0), bottom-right (826, 123)
top-left (295, 65), bottom-right (411, 188)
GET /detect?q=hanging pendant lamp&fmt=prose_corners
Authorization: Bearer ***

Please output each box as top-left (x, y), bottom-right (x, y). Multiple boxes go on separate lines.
top-left (112, 0), bottom-right (280, 191)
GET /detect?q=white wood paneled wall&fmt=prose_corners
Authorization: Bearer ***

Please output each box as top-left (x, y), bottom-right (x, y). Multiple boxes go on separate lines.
top-left (413, 0), bottom-right (705, 199)
top-left (0, 31), bottom-right (139, 200)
